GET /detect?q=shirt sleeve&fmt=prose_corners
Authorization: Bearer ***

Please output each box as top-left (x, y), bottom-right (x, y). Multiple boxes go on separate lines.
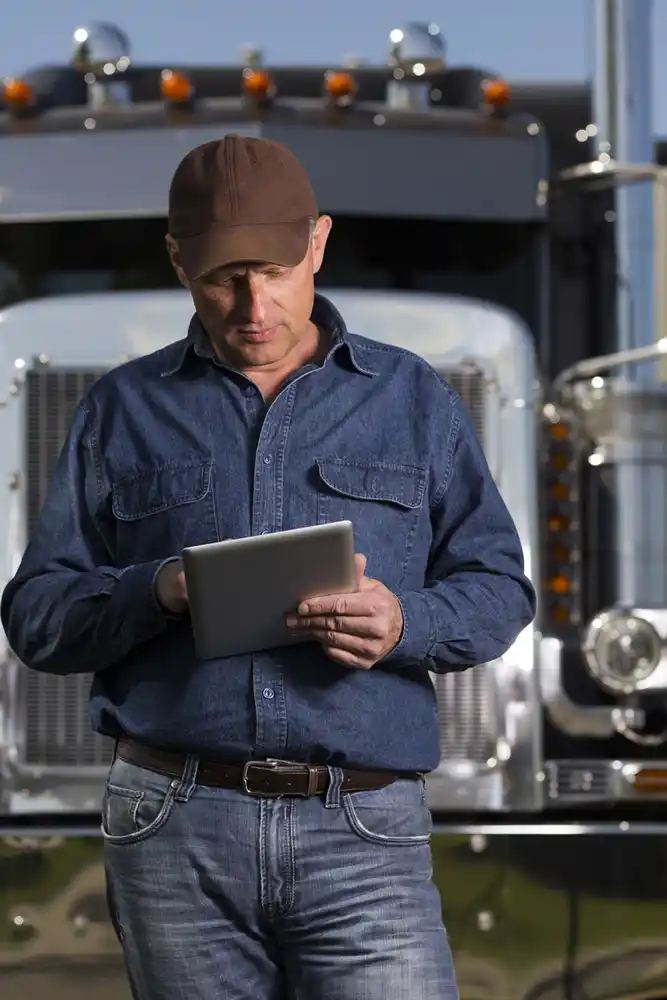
top-left (383, 391), bottom-right (537, 673)
top-left (0, 400), bottom-right (174, 675)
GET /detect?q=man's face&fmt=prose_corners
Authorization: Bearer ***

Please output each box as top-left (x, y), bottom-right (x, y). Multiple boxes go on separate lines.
top-left (167, 215), bottom-right (332, 371)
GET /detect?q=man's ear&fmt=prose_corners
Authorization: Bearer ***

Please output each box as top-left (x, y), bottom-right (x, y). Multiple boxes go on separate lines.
top-left (165, 234), bottom-right (190, 289)
top-left (311, 215), bottom-right (332, 275)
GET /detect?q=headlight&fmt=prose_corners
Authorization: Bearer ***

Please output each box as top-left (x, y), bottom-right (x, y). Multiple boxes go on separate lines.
top-left (583, 610), bottom-right (662, 694)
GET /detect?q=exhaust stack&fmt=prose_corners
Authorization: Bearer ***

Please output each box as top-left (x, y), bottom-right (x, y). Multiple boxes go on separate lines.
top-left (592, 0), bottom-right (654, 361)
top-left (589, 0), bottom-right (667, 610)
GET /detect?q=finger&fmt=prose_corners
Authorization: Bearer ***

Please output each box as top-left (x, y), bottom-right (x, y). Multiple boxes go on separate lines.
top-left (297, 592), bottom-right (379, 617)
top-left (321, 644), bottom-right (374, 670)
top-left (287, 614), bottom-right (386, 639)
top-left (309, 628), bottom-right (379, 656)
top-left (354, 553), bottom-right (367, 590)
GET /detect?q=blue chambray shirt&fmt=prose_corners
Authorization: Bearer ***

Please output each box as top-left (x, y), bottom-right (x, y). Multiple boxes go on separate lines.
top-left (1, 293), bottom-right (536, 772)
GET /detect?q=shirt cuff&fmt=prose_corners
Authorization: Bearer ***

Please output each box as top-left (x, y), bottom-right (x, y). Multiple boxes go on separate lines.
top-left (151, 556), bottom-right (187, 620)
top-left (109, 560), bottom-right (180, 640)
top-left (380, 590), bottom-right (433, 668)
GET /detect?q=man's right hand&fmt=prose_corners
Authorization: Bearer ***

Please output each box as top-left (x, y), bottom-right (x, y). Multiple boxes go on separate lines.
top-left (155, 559), bottom-right (189, 615)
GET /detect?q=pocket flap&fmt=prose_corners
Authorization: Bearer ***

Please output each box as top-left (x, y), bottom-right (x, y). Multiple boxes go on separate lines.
top-left (112, 462), bottom-right (212, 521)
top-left (316, 459), bottom-right (426, 509)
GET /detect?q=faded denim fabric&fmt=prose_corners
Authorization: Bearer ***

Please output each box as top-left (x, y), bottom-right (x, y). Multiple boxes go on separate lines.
top-left (1, 294), bottom-right (536, 772)
top-left (103, 752), bottom-right (459, 999)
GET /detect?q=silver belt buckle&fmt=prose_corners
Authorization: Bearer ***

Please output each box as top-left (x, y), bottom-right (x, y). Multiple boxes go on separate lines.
top-left (242, 759), bottom-right (282, 796)
top-left (241, 758), bottom-right (320, 797)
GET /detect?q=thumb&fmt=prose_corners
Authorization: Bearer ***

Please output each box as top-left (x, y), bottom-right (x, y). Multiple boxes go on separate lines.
top-left (354, 553), bottom-right (367, 590)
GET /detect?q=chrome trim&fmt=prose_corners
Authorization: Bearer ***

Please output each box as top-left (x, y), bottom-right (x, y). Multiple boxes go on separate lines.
top-left (546, 757), bottom-right (667, 802)
top-left (540, 635), bottom-right (645, 737)
top-left (3, 822), bottom-right (667, 837)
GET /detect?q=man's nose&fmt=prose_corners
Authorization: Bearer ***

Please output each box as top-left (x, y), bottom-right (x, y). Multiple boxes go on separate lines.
top-left (237, 276), bottom-right (267, 325)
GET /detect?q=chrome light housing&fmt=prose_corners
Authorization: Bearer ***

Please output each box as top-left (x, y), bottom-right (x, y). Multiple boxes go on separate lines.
top-left (583, 609), bottom-right (662, 694)
top-left (388, 22), bottom-right (445, 77)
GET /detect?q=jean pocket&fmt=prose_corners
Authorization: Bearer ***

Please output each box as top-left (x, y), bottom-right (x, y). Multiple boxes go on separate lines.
top-left (101, 758), bottom-right (177, 846)
top-left (342, 777), bottom-right (433, 846)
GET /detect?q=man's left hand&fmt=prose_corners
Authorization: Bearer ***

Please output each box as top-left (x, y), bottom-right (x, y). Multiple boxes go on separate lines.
top-left (285, 554), bottom-right (404, 669)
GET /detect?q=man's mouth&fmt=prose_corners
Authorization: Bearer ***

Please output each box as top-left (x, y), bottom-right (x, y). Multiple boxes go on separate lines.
top-left (238, 327), bottom-right (278, 343)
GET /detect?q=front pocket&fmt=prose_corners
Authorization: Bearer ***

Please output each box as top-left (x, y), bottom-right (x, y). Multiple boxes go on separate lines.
top-left (101, 758), bottom-right (178, 846)
top-left (111, 461), bottom-right (218, 563)
top-left (315, 459), bottom-right (426, 586)
top-left (102, 780), bottom-right (177, 846)
top-left (342, 778), bottom-right (433, 846)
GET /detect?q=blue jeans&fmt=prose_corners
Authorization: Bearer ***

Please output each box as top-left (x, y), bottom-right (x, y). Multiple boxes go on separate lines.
top-left (103, 752), bottom-right (459, 1000)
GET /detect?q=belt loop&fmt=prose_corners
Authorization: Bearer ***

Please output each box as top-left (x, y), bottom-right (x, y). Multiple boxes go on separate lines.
top-left (173, 753), bottom-right (200, 803)
top-left (324, 766), bottom-right (344, 809)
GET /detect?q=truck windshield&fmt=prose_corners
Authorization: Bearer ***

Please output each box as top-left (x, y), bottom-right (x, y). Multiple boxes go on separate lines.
top-left (0, 214), bottom-right (542, 336)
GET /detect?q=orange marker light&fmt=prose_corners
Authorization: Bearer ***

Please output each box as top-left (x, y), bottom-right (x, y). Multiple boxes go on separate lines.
top-left (243, 68), bottom-right (273, 99)
top-left (548, 575), bottom-right (571, 595)
top-left (550, 421), bottom-right (570, 440)
top-left (549, 605), bottom-right (571, 626)
top-left (2, 78), bottom-right (34, 110)
top-left (160, 69), bottom-right (193, 105)
top-left (482, 78), bottom-right (511, 110)
top-left (324, 70), bottom-right (357, 105)
top-left (633, 768), bottom-right (667, 794)
top-left (549, 482), bottom-right (571, 502)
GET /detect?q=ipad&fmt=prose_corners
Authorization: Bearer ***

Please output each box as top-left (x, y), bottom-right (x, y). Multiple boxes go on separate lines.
top-left (181, 520), bottom-right (357, 660)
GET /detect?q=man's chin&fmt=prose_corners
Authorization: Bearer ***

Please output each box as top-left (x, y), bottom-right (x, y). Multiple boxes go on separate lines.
top-left (235, 341), bottom-right (289, 368)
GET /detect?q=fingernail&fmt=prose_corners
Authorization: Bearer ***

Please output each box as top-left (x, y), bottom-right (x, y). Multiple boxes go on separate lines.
top-left (285, 616), bottom-right (298, 627)
top-left (298, 603), bottom-right (309, 615)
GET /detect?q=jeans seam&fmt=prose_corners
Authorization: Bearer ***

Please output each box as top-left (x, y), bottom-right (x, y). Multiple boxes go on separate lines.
top-left (275, 799), bottom-right (296, 917)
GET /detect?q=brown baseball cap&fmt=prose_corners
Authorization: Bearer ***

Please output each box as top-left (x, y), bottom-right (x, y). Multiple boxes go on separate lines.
top-left (168, 134), bottom-right (319, 280)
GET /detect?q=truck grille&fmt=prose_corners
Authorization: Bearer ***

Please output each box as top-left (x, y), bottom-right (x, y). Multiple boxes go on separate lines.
top-left (18, 362), bottom-right (493, 772)
top-left (22, 367), bottom-right (113, 767)
top-left (444, 364), bottom-right (486, 444)
top-left (434, 364), bottom-right (493, 762)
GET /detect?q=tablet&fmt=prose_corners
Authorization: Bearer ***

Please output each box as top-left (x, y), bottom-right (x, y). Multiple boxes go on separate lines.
top-left (181, 520), bottom-right (357, 660)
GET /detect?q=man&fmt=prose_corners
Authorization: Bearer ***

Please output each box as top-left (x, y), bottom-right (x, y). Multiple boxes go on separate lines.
top-left (1, 135), bottom-right (536, 1000)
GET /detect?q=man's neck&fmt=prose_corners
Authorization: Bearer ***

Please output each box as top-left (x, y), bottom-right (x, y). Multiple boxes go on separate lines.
top-left (237, 321), bottom-right (330, 402)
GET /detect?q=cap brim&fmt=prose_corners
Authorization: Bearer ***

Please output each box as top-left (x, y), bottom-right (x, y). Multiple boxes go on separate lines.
top-left (175, 218), bottom-right (312, 281)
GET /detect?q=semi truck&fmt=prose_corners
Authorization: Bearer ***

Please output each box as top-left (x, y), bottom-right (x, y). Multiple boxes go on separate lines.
top-left (2, 5), bottom-right (667, 998)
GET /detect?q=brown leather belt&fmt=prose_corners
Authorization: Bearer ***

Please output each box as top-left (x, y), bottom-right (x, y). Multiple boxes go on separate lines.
top-left (116, 735), bottom-right (420, 798)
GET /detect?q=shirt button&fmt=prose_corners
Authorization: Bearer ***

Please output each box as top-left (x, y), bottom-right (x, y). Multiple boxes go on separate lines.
top-left (263, 454), bottom-right (273, 465)
top-left (262, 687), bottom-right (275, 700)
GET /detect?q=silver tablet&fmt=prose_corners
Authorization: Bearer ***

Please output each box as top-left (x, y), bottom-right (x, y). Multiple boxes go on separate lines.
top-left (181, 520), bottom-right (357, 660)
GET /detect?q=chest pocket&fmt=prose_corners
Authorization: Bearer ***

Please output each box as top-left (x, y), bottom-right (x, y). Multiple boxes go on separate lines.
top-left (111, 461), bottom-right (218, 565)
top-left (316, 459), bottom-right (426, 583)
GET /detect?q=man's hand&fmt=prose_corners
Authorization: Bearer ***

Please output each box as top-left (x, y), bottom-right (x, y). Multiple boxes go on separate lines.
top-left (155, 559), bottom-right (189, 615)
top-left (286, 554), bottom-right (404, 669)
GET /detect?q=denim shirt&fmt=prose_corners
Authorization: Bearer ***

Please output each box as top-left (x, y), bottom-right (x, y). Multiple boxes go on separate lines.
top-left (1, 294), bottom-right (536, 772)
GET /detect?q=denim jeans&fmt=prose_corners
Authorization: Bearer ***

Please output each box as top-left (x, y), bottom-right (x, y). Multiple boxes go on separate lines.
top-left (103, 752), bottom-right (459, 1000)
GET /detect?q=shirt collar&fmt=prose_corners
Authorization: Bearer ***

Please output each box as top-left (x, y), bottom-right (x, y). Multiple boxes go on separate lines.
top-left (159, 292), bottom-right (377, 378)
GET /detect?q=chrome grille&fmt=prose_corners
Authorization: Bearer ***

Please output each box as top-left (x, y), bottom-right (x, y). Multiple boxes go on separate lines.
top-left (443, 363), bottom-right (486, 446)
top-left (26, 367), bottom-right (106, 537)
top-left (434, 364), bottom-right (494, 762)
top-left (22, 366), bottom-right (112, 768)
top-left (18, 361), bottom-right (493, 771)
